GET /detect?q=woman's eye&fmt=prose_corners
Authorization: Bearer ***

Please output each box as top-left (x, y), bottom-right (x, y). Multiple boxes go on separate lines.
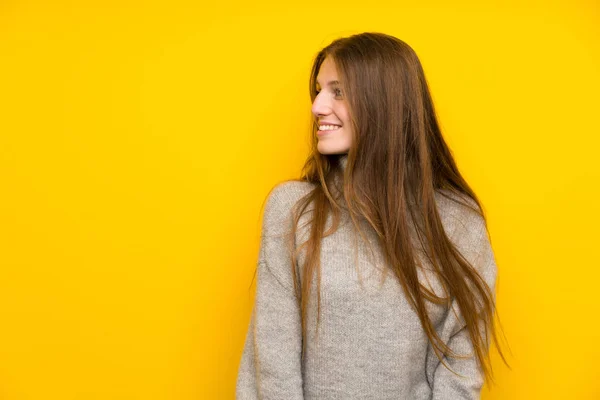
top-left (314, 88), bottom-right (342, 97)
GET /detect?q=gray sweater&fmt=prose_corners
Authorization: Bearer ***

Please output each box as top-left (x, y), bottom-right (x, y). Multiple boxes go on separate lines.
top-left (236, 158), bottom-right (497, 399)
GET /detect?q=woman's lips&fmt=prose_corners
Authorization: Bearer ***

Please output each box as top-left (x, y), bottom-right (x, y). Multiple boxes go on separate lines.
top-left (317, 127), bottom-right (341, 136)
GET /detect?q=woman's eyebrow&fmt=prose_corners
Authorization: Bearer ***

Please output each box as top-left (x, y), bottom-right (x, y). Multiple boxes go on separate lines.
top-left (316, 79), bottom-right (340, 87)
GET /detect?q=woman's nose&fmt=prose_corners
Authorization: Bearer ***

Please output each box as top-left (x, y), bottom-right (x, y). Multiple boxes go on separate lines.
top-left (311, 96), bottom-right (330, 117)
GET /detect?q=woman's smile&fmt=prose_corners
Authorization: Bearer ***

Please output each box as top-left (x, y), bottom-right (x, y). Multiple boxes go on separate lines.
top-left (317, 126), bottom-right (342, 136)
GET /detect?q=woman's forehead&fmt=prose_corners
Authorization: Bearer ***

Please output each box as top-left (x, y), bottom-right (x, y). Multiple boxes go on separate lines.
top-left (316, 62), bottom-right (341, 88)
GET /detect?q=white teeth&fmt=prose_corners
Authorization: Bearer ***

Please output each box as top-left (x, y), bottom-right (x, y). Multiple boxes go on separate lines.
top-left (319, 125), bottom-right (341, 131)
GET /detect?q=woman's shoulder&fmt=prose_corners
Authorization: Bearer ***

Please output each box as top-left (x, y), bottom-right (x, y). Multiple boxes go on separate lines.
top-left (433, 188), bottom-right (488, 243)
top-left (433, 189), bottom-right (496, 282)
top-left (434, 188), bottom-right (479, 209)
top-left (260, 180), bottom-right (316, 227)
top-left (268, 180), bottom-right (316, 203)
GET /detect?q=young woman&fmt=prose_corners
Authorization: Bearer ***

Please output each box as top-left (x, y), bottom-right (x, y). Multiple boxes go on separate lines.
top-left (236, 32), bottom-right (509, 399)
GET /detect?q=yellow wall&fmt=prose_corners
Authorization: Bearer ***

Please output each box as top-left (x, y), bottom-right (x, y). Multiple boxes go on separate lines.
top-left (0, 1), bottom-right (598, 399)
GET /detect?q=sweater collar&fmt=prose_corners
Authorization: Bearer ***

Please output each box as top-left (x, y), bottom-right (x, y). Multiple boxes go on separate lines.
top-left (339, 153), bottom-right (349, 172)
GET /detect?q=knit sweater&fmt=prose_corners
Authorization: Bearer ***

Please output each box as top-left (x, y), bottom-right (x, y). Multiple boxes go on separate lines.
top-left (236, 156), bottom-right (497, 399)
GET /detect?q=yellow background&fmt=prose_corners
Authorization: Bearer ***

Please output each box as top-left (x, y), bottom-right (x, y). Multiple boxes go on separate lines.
top-left (0, 1), bottom-right (598, 399)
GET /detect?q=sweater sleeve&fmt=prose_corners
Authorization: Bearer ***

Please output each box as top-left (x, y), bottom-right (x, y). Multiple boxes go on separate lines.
top-left (426, 216), bottom-right (498, 400)
top-left (236, 184), bottom-right (305, 400)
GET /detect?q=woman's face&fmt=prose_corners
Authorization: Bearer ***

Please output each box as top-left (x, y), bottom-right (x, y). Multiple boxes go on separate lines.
top-left (311, 57), bottom-right (353, 155)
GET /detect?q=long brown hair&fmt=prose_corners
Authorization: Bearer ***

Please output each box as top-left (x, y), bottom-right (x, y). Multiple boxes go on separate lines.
top-left (256, 32), bottom-right (509, 386)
